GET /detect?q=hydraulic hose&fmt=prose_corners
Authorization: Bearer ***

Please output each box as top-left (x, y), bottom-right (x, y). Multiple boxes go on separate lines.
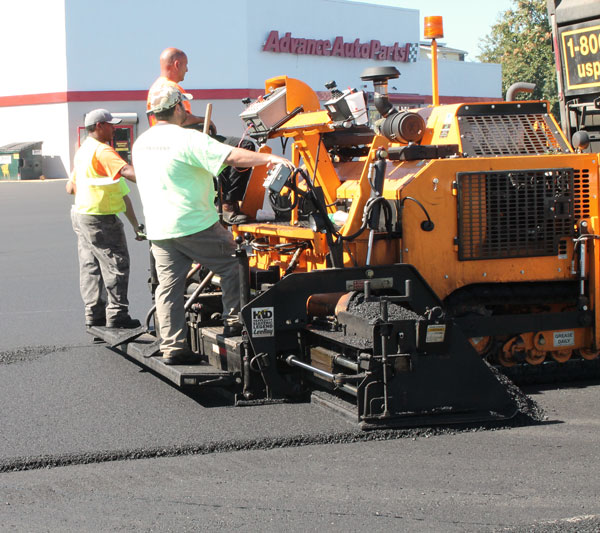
top-left (144, 269), bottom-right (215, 330)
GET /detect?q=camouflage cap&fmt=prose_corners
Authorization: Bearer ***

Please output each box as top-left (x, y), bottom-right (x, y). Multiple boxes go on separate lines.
top-left (148, 85), bottom-right (193, 114)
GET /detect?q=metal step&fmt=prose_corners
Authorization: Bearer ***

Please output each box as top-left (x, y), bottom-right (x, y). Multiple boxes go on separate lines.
top-left (87, 325), bottom-right (146, 348)
top-left (199, 327), bottom-right (244, 373)
top-left (87, 326), bottom-right (233, 388)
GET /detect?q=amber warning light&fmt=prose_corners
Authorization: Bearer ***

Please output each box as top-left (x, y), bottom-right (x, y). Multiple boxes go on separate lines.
top-left (424, 16), bottom-right (443, 106)
top-left (424, 16), bottom-right (444, 39)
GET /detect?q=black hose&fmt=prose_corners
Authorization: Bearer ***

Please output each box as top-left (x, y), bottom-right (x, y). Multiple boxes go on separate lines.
top-left (400, 196), bottom-right (434, 231)
top-left (340, 196), bottom-right (392, 241)
top-left (144, 304), bottom-right (156, 331)
top-left (266, 158), bottom-right (395, 244)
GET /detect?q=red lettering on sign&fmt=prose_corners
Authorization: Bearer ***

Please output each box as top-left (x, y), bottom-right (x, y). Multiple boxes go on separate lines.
top-left (263, 30), bottom-right (280, 53)
top-left (370, 40), bottom-right (381, 59)
top-left (344, 42), bottom-right (355, 58)
top-left (331, 36), bottom-right (344, 57)
top-left (393, 43), bottom-right (409, 62)
top-left (280, 32), bottom-right (291, 53)
top-left (262, 31), bottom-right (413, 62)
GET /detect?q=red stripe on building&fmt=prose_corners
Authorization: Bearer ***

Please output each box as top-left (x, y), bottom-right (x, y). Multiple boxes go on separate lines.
top-left (0, 89), bottom-right (268, 107)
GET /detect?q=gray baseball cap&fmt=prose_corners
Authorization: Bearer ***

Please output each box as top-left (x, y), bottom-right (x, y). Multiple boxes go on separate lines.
top-left (148, 85), bottom-right (193, 114)
top-left (84, 109), bottom-right (122, 127)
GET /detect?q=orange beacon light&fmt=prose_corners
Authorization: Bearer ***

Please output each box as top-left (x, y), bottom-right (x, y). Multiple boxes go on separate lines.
top-left (424, 16), bottom-right (443, 106)
top-left (424, 16), bottom-right (444, 39)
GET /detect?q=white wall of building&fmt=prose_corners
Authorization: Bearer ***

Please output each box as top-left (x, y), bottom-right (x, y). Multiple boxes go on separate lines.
top-left (64, 0), bottom-right (253, 91)
top-left (410, 60), bottom-right (502, 98)
top-left (0, 0), bottom-right (70, 176)
top-left (0, 0), bottom-right (67, 96)
top-left (0, 0), bottom-right (501, 178)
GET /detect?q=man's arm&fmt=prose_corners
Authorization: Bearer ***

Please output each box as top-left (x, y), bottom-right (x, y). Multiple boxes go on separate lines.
top-left (119, 163), bottom-right (136, 183)
top-left (66, 170), bottom-right (76, 195)
top-left (96, 145), bottom-right (136, 183)
top-left (122, 195), bottom-right (145, 241)
top-left (224, 147), bottom-right (294, 171)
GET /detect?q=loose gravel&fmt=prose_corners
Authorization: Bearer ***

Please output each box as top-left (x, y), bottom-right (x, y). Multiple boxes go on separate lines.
top-left (0, 345), bottom-right (69, 365)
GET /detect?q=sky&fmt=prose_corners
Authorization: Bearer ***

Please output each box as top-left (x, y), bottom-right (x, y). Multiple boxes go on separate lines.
top-left (348, 0), bottom-right (515, 61)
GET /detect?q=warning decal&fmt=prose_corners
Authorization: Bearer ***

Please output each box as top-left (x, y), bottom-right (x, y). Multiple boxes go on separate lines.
top-left (425, 324), bottom-right (446, 344)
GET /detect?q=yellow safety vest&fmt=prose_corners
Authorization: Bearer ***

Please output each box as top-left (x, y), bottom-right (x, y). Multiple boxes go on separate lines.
top-left (72, 137), bottom-right (128, 215)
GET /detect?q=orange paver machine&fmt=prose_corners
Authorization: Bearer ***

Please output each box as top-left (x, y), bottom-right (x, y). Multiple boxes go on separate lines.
top-left (92, 10), bottom-right (600, 428)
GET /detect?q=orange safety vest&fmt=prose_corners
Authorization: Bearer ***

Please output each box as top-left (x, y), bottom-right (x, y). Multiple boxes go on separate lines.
top-left (72, 137), bottom-right (128, 215)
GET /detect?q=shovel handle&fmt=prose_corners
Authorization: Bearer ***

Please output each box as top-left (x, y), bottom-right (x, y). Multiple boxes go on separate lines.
top-left (203, 103), bottom-right (212, 135)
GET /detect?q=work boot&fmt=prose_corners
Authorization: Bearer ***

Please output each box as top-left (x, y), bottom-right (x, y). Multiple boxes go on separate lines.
top-left (85, 317), bottom-right (106, 328)
top-left (222, 321), bottom-right (244, 338)
top-left (222, 202), bottom-right (250, 226)
top-left (162, 350), bottom-right (199, 365)
top-left (106, 316), bottom-right (142, 329)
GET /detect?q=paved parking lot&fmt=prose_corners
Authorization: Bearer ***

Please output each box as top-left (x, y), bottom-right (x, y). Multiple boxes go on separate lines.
top-left (1, 180), bottom-right (599, 532)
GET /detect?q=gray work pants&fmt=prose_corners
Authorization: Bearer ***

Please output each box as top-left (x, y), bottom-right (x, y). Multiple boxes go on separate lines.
top-left (151, 222), bottom-right (240, 357)
top-left (71, 209), bottom-right (130, 323)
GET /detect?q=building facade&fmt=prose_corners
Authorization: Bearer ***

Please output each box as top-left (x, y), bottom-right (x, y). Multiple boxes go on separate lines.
top-left (0, 0), bottom-right (501, 178)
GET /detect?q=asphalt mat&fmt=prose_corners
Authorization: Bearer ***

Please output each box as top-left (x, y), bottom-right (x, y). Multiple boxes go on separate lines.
top-left (0, 343), bottom-right (356, 469)
top-left (0, 379), bottom-right (598, 532)
top-left (0, 180), bottom-right (545, 473)
top-left (0, 338), bottom-right (590, 474)
top-left (2, 181), bottom-right (600, 532)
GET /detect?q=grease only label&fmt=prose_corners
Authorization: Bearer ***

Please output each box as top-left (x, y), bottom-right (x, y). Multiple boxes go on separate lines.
top-left (251, 306), bottom-right (275, 338)
top-left (553, 330), bottom-right (575, 348)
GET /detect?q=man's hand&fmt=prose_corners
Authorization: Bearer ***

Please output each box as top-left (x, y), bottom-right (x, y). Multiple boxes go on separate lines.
top-left (135, 224), bottom-right (147, 241)
top-left (225, 148), bottom-right (294, 172)
top-left (266, 154), bottom-right (295, 171)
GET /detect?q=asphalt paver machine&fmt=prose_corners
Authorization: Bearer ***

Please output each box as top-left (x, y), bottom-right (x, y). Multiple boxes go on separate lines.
top-left (90, 12), bottom-right (600, 428)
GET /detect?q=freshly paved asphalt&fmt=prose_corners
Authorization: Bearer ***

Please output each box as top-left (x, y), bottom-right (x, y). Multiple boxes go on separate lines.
top-left (0, 180), bottom-right (599, 531)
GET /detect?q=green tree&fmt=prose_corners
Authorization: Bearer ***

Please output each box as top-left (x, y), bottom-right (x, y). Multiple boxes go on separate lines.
top-left (478, 0), bottom-right (558, 116)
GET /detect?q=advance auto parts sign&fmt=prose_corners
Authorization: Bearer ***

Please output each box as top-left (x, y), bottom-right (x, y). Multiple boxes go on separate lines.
top-left (263, 31), bottom-right (418, 63)
top-left (251, 307), bottom-right (275, 338)
top-left (560, 21), bottom-right (600, 94)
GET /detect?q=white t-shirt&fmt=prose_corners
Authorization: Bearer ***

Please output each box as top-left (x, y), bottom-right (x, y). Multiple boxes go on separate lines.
top-left (132, 124), bottom-right (232, 240)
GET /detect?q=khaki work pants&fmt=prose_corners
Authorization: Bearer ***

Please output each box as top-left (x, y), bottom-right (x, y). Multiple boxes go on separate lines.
top-left (151, 222), bottom-right (240, 357)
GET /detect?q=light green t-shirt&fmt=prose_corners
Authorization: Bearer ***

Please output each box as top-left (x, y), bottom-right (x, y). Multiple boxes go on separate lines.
top-left (132, 124), bottom-right (233, 240)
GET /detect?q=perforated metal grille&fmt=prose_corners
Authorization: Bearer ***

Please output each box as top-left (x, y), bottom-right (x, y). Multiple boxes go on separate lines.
top-left (457, 168), bottom-right (575, 261)
top-left (458, 114), bottom-right (569, 156)
top-left (573, 168), bottom-right (590, 219)
top-left (456, 103), bottom-right (571, 157)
